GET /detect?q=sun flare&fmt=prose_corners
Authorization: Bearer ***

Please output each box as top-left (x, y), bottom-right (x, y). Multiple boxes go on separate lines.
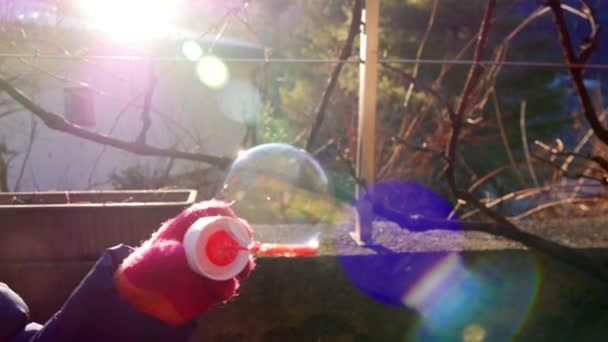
top-left (78, 0), bottom-right (183, 41)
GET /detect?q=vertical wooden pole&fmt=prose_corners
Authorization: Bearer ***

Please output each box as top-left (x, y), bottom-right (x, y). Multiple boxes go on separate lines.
top-left (352, 0), bottom-right (379, 244)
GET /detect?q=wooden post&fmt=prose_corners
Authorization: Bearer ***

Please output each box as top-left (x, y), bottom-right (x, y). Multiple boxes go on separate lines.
top-left (352, 0), bottom-right (379, 245)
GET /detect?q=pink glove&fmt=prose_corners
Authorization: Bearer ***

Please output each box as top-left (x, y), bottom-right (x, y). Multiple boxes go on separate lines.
top-left (114, 200), bottom-right (255, 325)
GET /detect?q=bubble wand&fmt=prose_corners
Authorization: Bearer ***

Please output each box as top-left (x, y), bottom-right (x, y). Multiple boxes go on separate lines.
top-left (183, 216), bottom-right (318, 281)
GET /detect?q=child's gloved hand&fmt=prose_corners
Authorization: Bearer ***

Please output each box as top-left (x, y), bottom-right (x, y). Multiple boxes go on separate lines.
top-left (114, 200), bottom-right (255, 326)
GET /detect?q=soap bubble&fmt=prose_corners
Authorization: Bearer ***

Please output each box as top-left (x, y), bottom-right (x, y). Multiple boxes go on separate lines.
top-left (219, 143), bottom-right (332, 226)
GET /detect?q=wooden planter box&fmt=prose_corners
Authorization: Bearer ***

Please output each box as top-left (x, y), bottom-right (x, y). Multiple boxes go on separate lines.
top-left (0, 190), bottom-right (197, 322)
top-left (0, 190), bottom-right (197, 261)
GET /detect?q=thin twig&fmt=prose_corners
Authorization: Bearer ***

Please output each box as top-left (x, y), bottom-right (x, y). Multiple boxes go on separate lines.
top-left (448, 164), bottom-right (512, 219)
top-left (532, 152), bottom-right (607, 184)
top-left (161, 156), bottom-right (176, 187)
top-left (197, 3), bottom-right (248, 53)
top-left (312, 138), bottom-right (335, 157)
top-left (391, 136), bottom-right (446, 160)
top-left (13, 114), bottom-right (36, 191)
top-left (377, 73), bottom-right (436, 178)
top-left (0, 152), bottom-right (8, 192)
top-left (461, 183), bottom-right (602, 219)
top-left (535, 139), bottom-right (608, 172)
top-left (403, 0), bottom-right (438, 108)
top-left (520, 100), bottom-right (540, 187)
top-left (511, 197), bottom-right (603, 221)
top-left (86, 93), bottom-right (144, 189)
top-left (382, 63), bottom-right (456, 118)
top-left (574, 0), bottom-right (600, 64)
top-left (0, 107), bottom-right (21, 120)
top-left (136, 62), bottom-right (157, 144)
top-left (336, 149), bottom-right (367, 191)
top-left (17, 56), bottom-right (109, 96)
top-left (447, 0), bottom-right (496, 187)
top-left (553, 151), bottom-right (608, 172)
top-left (434, 0), bottom-right (527, 89)
top-left (560, 104), bottom-right (607, 172)
top-left (492, 90), bottom-right (527, 187)
top-left (305, 0), bottom-right (362, 152)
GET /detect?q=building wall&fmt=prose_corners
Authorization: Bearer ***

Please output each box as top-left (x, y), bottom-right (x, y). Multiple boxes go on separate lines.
top-left (1, 47), bottom-right (261, 191)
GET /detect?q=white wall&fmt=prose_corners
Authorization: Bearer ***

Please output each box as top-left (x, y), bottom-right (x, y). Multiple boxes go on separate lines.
top-left (1, 54), bottom-right (260, 191)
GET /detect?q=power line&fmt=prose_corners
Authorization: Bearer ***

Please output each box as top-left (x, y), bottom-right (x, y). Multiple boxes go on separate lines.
top-left (2, 53), bottom-right (608, 70)
top-left (381, 59), bottom-right (608, 70)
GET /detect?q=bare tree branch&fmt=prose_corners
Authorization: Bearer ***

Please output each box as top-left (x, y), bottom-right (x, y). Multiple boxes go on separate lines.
top-left (491, 90), bottom-right (527, 187)
top-left (434, 0), bottom-right (527, 89)
top-left (379, 1), bottom-right (527, 180)
top-left (391, 135), bottom-right (446, 160)
top-left (403, 0), bottom-right (438, 108)
top-left (547, 0), bottom-right (608, 145)
top-left (381, 63), bottom-right (456, 118)
top-left (534, 138), bottom-right (608, 173)
top-left (336, 147), bottom-right (367, 191)
top-left (572, 0), bottom-right (600, 63)
top-left (551, 151), bottom-right (608, 173)
top-left (520, 100), bottom-right (540, 188)
top-left (442, 0), bottom-right (608, 282)
top-left (305, 0), bottom-right (362, 152)
top-left (447, 0), bottom-right (496, 193)
top-left (380, 0), bottom-right (553, 181)
top-left (0, 75), bottom-right (233, 169)
top-left (462, 183), bottom-right (602, 219)
top-left (560, 108), bottom-right (607, 172)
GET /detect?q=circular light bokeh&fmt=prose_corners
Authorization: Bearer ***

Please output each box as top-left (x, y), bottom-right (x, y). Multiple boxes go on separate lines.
top-left (406, 252), bottom-right (540, 341)
top-left (182, 40), bottom-right (203, 61)
top-left (196, 55), bottom-right (229, 89)
top-left (337, 181), bottom-right (540, 340)
top-left (216, 79), bottom-right (262, 125)
top-left (338, 182), bottom-right (461, 306)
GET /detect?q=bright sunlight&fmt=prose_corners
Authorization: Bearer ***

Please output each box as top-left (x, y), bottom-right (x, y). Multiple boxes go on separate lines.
top-left (77, 0), bottom-right (184, 41)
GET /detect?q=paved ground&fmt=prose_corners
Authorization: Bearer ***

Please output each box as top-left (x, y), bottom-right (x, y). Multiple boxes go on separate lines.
top-left (251, 214), bottom-right (608, 256)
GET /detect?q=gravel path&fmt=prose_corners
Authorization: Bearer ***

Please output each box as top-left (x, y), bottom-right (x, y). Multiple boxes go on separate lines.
top-left (251, 215), bottom-right (608, 256)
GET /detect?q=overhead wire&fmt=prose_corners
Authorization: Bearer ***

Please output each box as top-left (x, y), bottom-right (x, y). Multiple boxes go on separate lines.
top-left (1, 53), bottom-right (608, 70)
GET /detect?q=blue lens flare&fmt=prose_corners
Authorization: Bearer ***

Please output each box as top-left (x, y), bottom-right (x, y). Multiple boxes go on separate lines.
top-left (407, 252), bottom-right (540, 341)
top-left (337, 181), bottom-right (540, 340)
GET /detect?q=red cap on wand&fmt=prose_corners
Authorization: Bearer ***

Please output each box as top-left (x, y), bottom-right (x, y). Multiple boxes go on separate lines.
top-left (184, 216), bottom-right (319, 280)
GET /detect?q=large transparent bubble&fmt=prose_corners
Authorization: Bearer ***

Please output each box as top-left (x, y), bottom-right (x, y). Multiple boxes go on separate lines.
top-left (220, 143), bottom-right (332, 228)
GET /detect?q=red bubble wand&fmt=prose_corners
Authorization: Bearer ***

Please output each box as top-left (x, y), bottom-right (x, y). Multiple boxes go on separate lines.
top-left (205, 229), bottom-right (318, 266)
top-left (184, 216), bottom-right (319, 280)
